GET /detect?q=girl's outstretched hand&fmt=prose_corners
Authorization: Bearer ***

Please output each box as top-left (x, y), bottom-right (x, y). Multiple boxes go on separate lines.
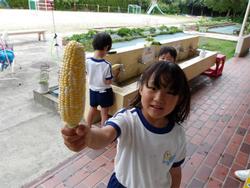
top-left (61, 124), bottom-right (90, 152)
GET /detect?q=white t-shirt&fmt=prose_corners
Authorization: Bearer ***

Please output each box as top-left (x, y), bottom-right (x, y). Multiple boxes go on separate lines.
top-left (86, 57), bottom-right (113, 91)
top-left (106, 108), bottom-right (186, 188)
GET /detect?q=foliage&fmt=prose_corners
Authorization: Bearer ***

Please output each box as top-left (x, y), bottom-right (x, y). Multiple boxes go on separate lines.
top-left (85, 30), bottom-right (98, 39)
top-left (0, 0), bottom-right (9, 8)
top-left (196, 17), bottom-right (234, 30)
top-left (230, 17), bottom-right (244, 24)
top-left (130, 28), bottom-right (144, 36)
top-left (204, 0), bottom-right (248, 16)
top-left (161, 0), bottom-right (174, 4)
top-left (65, 26), bottom-right (183, 51)
top-left (159, 25), bottom-right (168, 31)
top-left (149, 27), bottom-right (156, 34)
top-left (54, 0), bottom-right (150, 12)
top-left (159, 2), bottom-right (180, 14)
top-left (145, 35), bottom-right (154, 42)
top-left (7, 0), bottom-right (28, 9)
top-left (39, 80), bottom-right (49, 84)
top-left (244, 22), bottom-right (250, 35)
top-left (6, 0), bottom-right (248, 19)
top-left (199, 37), bottom-right (236, 59)
top-left (117, 28), bottom-right (132, 37)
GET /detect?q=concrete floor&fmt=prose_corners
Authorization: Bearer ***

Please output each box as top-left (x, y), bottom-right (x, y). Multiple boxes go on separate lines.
top-left (0, 37), bottom-right (72, 188)
top-left (0, 9), bottom-right (198, 188)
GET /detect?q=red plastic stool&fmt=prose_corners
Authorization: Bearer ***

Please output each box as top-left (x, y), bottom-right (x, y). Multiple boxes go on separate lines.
top-left (203, 54), bottom-right (226, 77)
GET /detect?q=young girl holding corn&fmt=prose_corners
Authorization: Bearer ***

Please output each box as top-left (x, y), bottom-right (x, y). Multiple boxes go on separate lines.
top-left (61, 61), bottom-right (191, 188)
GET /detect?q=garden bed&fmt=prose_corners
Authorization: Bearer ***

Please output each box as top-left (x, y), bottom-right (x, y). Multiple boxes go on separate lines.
top-left (62, 26), bottom-right (183, 51)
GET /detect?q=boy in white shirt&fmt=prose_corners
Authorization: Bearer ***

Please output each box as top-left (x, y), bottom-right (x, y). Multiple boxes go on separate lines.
top-left (86, 32), bottom-right (113, 127)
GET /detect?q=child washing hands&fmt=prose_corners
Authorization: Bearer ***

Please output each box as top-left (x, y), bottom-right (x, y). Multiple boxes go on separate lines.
top-left (61, 61), bottom-right (191, 188)
top-left (158, 46), bottom-right (177, 63)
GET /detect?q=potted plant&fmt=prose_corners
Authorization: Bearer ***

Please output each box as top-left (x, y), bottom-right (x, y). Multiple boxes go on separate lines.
top-left (145, 35), bottom-right (161, 47)
top-left (39, 80), bottom-right (49, 94)
top-left (38, 64), bottom-right (49, 94)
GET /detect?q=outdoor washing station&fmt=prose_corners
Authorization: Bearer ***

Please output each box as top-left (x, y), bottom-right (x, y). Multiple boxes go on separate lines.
top-left (34, 35), bottom-right (220, 121)
top-left (105, 35), bottom-right (218, 115)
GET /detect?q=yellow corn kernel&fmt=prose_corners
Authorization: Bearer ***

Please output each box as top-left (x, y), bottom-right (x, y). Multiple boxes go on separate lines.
top-left (58, 41), bottom-right (85, 128)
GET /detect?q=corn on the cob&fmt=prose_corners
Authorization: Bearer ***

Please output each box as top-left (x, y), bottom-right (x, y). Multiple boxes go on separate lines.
top-left (58, 41), bottom-right (85, 128)
top-left (111, 64), bottom-right (121, 72)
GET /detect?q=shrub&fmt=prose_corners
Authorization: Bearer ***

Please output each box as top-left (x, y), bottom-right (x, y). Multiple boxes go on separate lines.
top-left (117, 28), bottom-right (131, 37)
top-left (66, 26), bottom-right (183, 51)
top-left (8, 0), bottom-right (28, 9)
top-left (159, 25), bottom-right (168, 32)
top-left (149, 27), bottom-right (156, 34)
top-left (158, 3), bottom-right (180, 15)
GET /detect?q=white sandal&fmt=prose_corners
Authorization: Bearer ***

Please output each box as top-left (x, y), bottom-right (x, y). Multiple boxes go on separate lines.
top-left (234, 169), bottom-right (250, 181)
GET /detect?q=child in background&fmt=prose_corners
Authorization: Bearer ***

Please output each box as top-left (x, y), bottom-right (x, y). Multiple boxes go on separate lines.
top-left (86, 32), bottom-right (113, 127)
top-left (62, 61), bottom-right (191, 188)
top-left (158, 46), bottom-right (177, 63)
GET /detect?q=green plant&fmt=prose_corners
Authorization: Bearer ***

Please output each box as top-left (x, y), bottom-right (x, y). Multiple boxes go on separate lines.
top-left (159, 25), bottom-right (168, 32)
top-left (7, 0), bottom-right (27, 8)
top-left (158, 2), bottom-right (180, 14)
top-left (66, 26), bottom-right (183, 51)
top-left (85, 30), bottom-right (97, 39)
top-left (130, 28), bottom-right (144, 36)
top-left (104, 29), bottom-right (116, 35)
top-left (39, 80), bottom-right (48, 84)
top-left (244, 23), bottom-right (250, 35)
top-left (145, 35), bottom-right (154, 43)
top-left (196, 17), bottom-right (234, 29)
top-left (117, 28), bottom-right (131, 37)
top-left (168, 27), bottom-right (181, 34)
top-left (145, 35), bottom-right (161, 46)
top-left (149, 27), bottom-right (156, 34)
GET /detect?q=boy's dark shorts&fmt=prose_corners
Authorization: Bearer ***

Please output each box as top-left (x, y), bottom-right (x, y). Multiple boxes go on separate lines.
top-left (89, 88), bottom-right (114, 108)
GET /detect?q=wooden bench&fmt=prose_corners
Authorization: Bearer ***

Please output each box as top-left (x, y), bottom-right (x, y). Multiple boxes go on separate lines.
top-left (0, 30), bottom-right (46, 41)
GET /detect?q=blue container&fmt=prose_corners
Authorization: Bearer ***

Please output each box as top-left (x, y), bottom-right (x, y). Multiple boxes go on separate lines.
top-left (0, 49), bottom-right (14, 71)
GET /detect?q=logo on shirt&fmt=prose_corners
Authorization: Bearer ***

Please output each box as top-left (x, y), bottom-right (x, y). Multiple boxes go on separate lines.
top-left (162, 151), bottom-right (176, 166)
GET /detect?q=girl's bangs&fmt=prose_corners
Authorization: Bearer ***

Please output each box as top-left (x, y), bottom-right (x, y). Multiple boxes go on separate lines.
top-left (152, 68), bottom-right (181, 95)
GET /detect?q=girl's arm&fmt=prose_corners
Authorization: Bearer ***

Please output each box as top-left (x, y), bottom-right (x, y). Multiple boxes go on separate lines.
top-left (61, 125), bottom-right (117, 152)
top-left (85, 125), bottom-right (117, 149)
top-left (169, 166), bottom-right (182, 188)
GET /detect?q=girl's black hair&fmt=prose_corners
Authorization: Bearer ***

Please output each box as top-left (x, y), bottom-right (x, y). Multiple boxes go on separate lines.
top-left (129, 61), bottom-right (191, 123)
top-left (92, 32), bottom-right (112, 51)
top-left (158, 46), bottom-right (177, 61)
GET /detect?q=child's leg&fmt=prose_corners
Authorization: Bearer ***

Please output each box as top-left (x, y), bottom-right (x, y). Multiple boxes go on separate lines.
top-left (87, 106), bottom-right (98, 127)
top-left (100, 107), bottom-right (109, 126)
top-left (99, 88), bottom-right (113, 126)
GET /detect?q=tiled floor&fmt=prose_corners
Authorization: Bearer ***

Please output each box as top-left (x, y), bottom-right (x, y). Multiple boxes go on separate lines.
top-left (24, 54), bottom-right (250, 188)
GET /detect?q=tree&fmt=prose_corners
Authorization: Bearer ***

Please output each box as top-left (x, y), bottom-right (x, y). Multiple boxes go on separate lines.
top-left (204, 0), bottom-right (248, 17)
top-left (193, 0), bottom-right (205, 15)
top-left (160, 0), bottom-right (174, 4)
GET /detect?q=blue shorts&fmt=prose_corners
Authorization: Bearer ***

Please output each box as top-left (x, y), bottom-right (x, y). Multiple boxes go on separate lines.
top-left (107, 173), bottom-right (126, 188)
top-left (89, 88), bottom-right (114, 108)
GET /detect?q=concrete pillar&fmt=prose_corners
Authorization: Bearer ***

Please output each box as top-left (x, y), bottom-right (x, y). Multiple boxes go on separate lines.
top-left (235, 0), bottom-right (250, 57)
